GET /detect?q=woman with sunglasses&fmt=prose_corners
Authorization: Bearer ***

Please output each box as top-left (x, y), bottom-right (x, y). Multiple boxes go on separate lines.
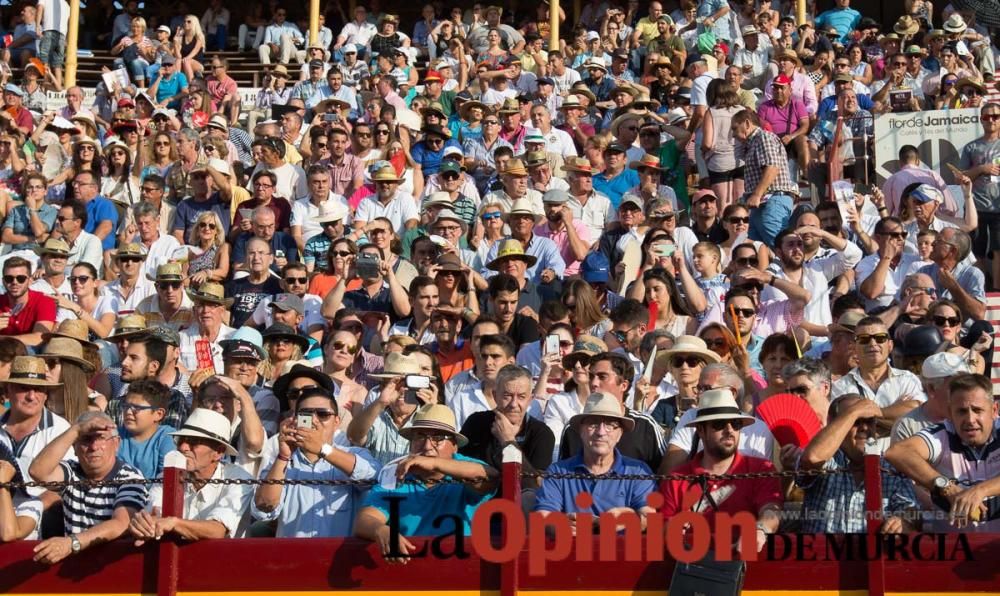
top-left (100, 138), bottom-right (140, 221)
top-left (698, 322), bottom-right (765, 403)
top-left (541, 336), bottom-right (606, 461)
top-left (174, 14), bottom-right (206, 82)
top-left (322, 329), bottom-right (368, 423)
top-left (924, 299), bottom-right (990, 375)
top-left (719, 204), bottom-right (770, 268)
top-left (645, 336), bottom-right (720, 431)
top-left (561, 279), bottom-right (611, 337)
top-left (185, 211), bottom-right (229, 285)
top-left (309, 237), bottom-right (362, 297)
top-left (260, 324), bottom-right (309, 387)
top-left (473, 201), bottom-right (506, 266)
top-left (49, 138), bottom-right (99, 198)
top-left (60, 262), bottom-right (115, 339)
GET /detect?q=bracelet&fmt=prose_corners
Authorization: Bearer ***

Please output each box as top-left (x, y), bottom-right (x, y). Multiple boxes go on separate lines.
top-left (276, 454), bottom-right (291, 462)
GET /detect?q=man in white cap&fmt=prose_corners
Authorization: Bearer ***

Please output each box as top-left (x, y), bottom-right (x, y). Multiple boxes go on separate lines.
top-left (128, 408), bottom-right (254, 542)
top-left (660, 389), bottom-right (782, 553)
top-left (892, 352), bottom-right (973, 443)
top-left (536, 391), bottom-right (657, 520)
top-left (290, 164), bottom-right (350, 255)
top-left (355, 403), bottom-right (497, 562)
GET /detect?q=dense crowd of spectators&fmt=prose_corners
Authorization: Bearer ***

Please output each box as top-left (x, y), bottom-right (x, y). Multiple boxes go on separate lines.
top-left (0, 0), bottom-right (997, 566)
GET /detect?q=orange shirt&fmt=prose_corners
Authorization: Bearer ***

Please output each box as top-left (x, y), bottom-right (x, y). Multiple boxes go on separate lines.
top-left (436, 341), bottom-right (475, 383)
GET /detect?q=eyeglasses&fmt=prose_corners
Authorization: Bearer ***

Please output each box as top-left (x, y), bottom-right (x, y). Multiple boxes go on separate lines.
top-left (982, 114), bottom-right (1000, 122)
top-left (933, 315), bottom-right (961, 327)
top-left (877, 230), bottom-right (907, 239)
top-left (25, 184), bottom-right (45, 191)
top-left (483, 120), bottom-right (500, 125)
top-left (435, 225), bottom-right (461, 233)
top-left (157, 281), bottom-right (182, 290)
top-left (297, 408), bottom-right (336, 421)
top-left (834, 62), bottom-right (850, 68)
top-left (356, 132), bottom-right (372, 138)
top-left (787, 384), bottom-right (811, 397)
top-left (854, 333), bottom-right (890, 345)
top-left (726, 216), bottom-right (749, 225)
top-left (730, 307), bottom-right (756, 318)
top-left (412, 432), bottom-right (453, 445)
top-left (285, 276), bottom-right (308, 284)
top-left (332, 340), bottom-right (359, 354)
top-left (671, 356), bottom-right (704, 368)
top-left (56, 215), bottom-right (78, 222)
top-left (122, 403), bottom-right (160, 413)
top-left (733, 257), bottom-right (756, 268)
top-left (702, 337), bottom-right (728, 350)
top-left (68, 275), bottom-right (91, 284)
top-left (426, 137), bottom-right (444, 145)
top-left (198, 221), bottom-right (217, 230)
top-left (709, 420), bottom-right (742, 431)
top-left (481, 211), bottom-right (503, 220)
top-left (583, 419), bottom-right (622, 431)
top-left (253, 182), bottom-right (275, 188)
top-left (892, 61), bottom-right (907, 67)
top-left (3, 275), bottom-right (27, 284)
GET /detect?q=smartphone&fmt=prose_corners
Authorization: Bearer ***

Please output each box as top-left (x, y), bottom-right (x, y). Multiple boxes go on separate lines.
top-left (655, 244), bottom-right (676, 258)
top-left (405, 375), bottom-right (430, 389)
top-left (238, 208), bottom-right (253, 220)
top-left (323, 113), bottom-right (338, 122)
top-left (356, 252), bottom-right (381, 278)
top-left (854, 183), bottom-right (873, 196)
top-left (275, 250), bottom-right (285, 259)
top-left (545, 334), bottom-right (560, 355)
top-left (296, 414), bottom-right (312, 429)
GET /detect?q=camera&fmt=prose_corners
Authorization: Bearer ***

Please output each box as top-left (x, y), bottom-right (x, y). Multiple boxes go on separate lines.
top-left (324, 113), bottom-right (339, 122)
top-left (356, 252), bottom-right (381, 278)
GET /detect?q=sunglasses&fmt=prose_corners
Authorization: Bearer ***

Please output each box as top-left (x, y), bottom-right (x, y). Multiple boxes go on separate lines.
top-left (933, 315), bottom-right (961, 327)
top-left (709, 419), bottom-right (742, 431)
top-left (285, 276), bottom-right (308, 284)
top-left (157, 281), bottom-right (182, 290)
top-left (3, 275), bottom-right (27, 284)
top-left (962, 88), bottom-right (985, 96)
top-left (854, 333), bottom-right (890, 345)
top-left (787, 384), bottom-right (811, 397)
top-left (332, 340), bottom-right (359, 354)
top-left (331, 250), bottom-right (354, 257)
top-left (198, 221), bottom-right (217, 229)
top-left (671, 356), bottom-right (704, 368)
top-left (315, 142), bottom-right (328, 149)
top-left (122, 403), bottom-right (160, 413)
top-left (119, 256), bottom-right (143, 263)
top-left (356, 132), bottom-right (372, 138)
top-left (68, 275), bottom-right (92, 284)
top-left (877, 230), bottom-right (907, 239)
top-left (730, 307), bottom-right (755, 318)
top-left (733, 257), bottom-right (755, 268)
top-left (982, 114), bottom-right (1000, 122)
top-left (481, 211), bottom-right (503, 220)
top-left (703, 337), bottom-right (728, 350)
top-left (726, 216), bottom-right (750, 225)
top-left (376, 129), bottom-right (391, 135)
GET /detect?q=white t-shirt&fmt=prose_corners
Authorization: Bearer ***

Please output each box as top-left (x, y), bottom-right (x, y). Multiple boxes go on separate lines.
top-left (39, 0), bottom-right (70, 32)
top-left (354, 191), bottom-right (419, 235)
top-left (668, 408), bottom-right (775, 461)
top-left (690, 73), bottom-right (717, 107)
top-left (248, 162), bottom-right (307, 202)
top-left (290, 193), bottom-right (351, 242)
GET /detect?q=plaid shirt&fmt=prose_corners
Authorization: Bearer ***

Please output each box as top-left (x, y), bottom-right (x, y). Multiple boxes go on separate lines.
top-left (740, 127), bottom-right (799, 199)
top-left (796, 451), bottom-right (917, 533)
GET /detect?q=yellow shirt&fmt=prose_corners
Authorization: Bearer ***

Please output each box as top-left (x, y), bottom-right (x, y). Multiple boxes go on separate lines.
top-left (635, 18), bottom-right (660, 46)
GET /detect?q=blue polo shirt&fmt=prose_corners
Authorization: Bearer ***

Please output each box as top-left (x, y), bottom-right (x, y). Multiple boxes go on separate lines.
top-left (593, 168), bottom-right (640, 209)
top-left (409, 138), bottom-right (462, 177)
top-left (363, 453), bottom-right (494, 536)
top-left (534, 450), bottom-right (656, 514)
top-left (85, 196), bottom-right (120, 251)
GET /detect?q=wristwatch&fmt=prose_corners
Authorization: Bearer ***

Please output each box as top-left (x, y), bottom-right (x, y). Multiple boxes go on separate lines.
top-left (932, 475), bottom-right (953, 496)
top-left (755, 522), bottom-right (769, 535)
top-left (70, 534), bottom-right (82, 554)
top-left (320, 444), bottom-right (334, 458)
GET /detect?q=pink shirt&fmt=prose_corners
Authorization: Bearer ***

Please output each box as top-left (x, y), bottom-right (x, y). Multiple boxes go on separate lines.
top-left (763, 72), bottom-right (818, 115)
top-left (882, 165), bottom-right (959, 218)
top-left (533, 220), bottom-right (591, 276)
top-left (206, 76), bottom-right (238, 111)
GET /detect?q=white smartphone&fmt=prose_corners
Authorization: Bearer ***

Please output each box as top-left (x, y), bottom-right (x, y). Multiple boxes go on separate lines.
top-left (545, 334), bottom-right (560, 355)
top-left (296, 414), bottom-right (312, 429)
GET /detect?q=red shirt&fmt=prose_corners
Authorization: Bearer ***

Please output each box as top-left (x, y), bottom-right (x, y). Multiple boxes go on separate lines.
top-left (0, 290), bottom-right (56, 335)
top-left (660, 452), bottom-right (782, 528)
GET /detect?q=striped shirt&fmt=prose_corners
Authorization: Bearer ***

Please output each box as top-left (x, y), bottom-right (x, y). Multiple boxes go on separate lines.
top-left (59, 459), bottom-right (148, 535)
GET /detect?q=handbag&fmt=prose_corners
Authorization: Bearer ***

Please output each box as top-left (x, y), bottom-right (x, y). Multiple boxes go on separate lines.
top-left (668, 548), bottom-right (746, 596)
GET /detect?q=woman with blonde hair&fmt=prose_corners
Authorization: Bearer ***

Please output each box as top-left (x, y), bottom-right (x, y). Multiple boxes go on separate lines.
top-left (583, 133), bottom-right (610, 172)
top-left (111, 16), bottom-right (156, 87)
top-left (473, 201), bottom-right (506, 266)
top-left (135, 131), bottom-right (178, 181)
top-left (40, 337), bottom-right (98, 424)
top-left (561, 279), bottom-right (611, 337)
top-left (260, 324), bottom-right (308, 387)
top-left (175, 14), bottom-right (206, 82)
top-left (185, 211), bottom-right (229, 285)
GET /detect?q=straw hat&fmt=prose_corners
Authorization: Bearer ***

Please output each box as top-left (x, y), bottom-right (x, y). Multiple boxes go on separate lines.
top-left (561, 156), bottom-right (595, 175)
top-left (562, 335), bottom-right (608, 369)
top-left (171, 409), bottom-right (238, 456)
top-left (774, 49), bottom-right (802, 66)
top-left (628, 153), bottom-right (666, 171)
top-left (497, 98), bottom-right (520, 115)
top-left (371, 164), bottom-right (404, 183)
top-left (568, 392), bottom-right (635, 432)
top-left (583, 58), bottom-right (608, 73)
top-left (655, 335), bottom-right (722, 368)
top-left (0, 356), bottom-right (61, 387)
top-left (524, 150), bottom-right (549, 168)
top-left (827, 311), bottom-right (865, 335)
top-left (685, 389), bottom-right (756, 428)
top-left (431, 208), bottom-right (468, 235)
top-left (186, 282), bottom-right (234, 307)
top-left (270, 64), bottom-right (290, 79)
top-left (42, 319), bottom-right (98, 349)
top-left (107, 313), bottom-right (147, 341)
top-left (435, 253), bottom-right (464, 273)
top-left (73, 135), bottom-right (101, 155)
top-left (34, 237), bottom-right (70, 258)
top-left (310, 201), bottom-right (349, 223)
top-left (113, 242), bottom-right (147, 261)
top-left (147, 261), bottom-right (184, 282)
top-left (501, 158), bottom-right (529, 177)
top-left (570, 84), bottom-right (597, 104)
top-left (878, 33), bottom-right (901, 47)
top-left (503, 199), bottom-right (543, 225)
top-left (398, 403), bottom-right (468, 447)
top-left (40, 337), bottom-right (96, 373)
top-left (459, 100), bottom-right (489, 122)
top-left (558, 95), bottom-right (585, 111)
top-left (955, 77), bottom-right (986, 93)
top-left (609, 112), bottom-right (640, 138)
top-left (893, 15), bottom-right (920, 36)
top-left (371, 352), bottom-right (424, 379)
top-left (487, 238), bottom-right (538, 270)
top-left (943, 14), bottom-right (967, 33)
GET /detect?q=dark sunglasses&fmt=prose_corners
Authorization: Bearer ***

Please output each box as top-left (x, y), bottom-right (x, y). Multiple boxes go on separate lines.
top-left (709, 419), bottom-right (742, 431)
top-left (157, 281), bottom-right (182, 290)
top-left (730, 307), bottom-right (756, 318)
top-left (198, 221), bottom-right (217, 229)
top-left (854, 333), bottom-right (890, 345)
top-left (68, 275), bottom-right (92, 284)
top-left (933, 315), bottom-right (961, 327)
top-left (285, 277), bottom-right (308, 284)
top-left (733, 257), bottom-right (756, 268)
top-left (332, 340), bottom-right (359, 354)
top-left (981, 114), bottom-right (1000, 122)
top-left (787, 384), bottom-right (811, 397)
top-left (297, 408), bottom-right (336, 420)
top-left (877, 230), bottom-right (907, 239)
top-left (726, 217), bottom-right (750, 225)
top-left (3, 275), bottom-right (27, 284)
top-left (671, 356), bottom-right (704, 368)
top-left (331, 250), bottom-right (354, 257)
top-left (119, 256), bottom-right (144, 263)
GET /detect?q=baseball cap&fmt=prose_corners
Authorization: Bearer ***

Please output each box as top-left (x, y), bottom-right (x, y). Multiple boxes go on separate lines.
top-left (581, 252), bottom-right (610, 283)
top-left (269, 293), bottom-right (305, 315)
top-left (772, 74), bottom-right (792, 87)
top-left (911, 184), bottom-right (944, 204)
top-left (309, 59), bottom-right (324, 69)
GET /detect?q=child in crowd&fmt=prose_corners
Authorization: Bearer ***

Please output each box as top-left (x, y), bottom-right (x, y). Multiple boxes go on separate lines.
top-left (117, 379), bottom-right (176, 479)
top-left (911, 229), bottom-right (937, 272)
top-left (691, 242), bottom-right (729, 321)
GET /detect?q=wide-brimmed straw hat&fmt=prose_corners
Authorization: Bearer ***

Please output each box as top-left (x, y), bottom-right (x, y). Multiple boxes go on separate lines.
top-left (893, 15), bottom-right (920, 36)
top-left (41, 319), bottom-right (98, 349)
top-left (147, 261), bottom-right (184, 282)
top-left (40, 337), bottom-right (96, 373)
top-left (371, 164), bottom-right (404, 183)
top-left (106, 314), bottom-right (147, 341)
top-left (487, 237), bottom-right (538, 270)
top-left (186, 282), bottom-right (234, 307)
top-left (34, 238), bottom-right (70, 258)
top-left (629, 153), bottom-right (667, 171)
top-left (171, 408), bottom-right (238, 456)
top-left (371, 352), bottom-right (424, 379)
top-left (568, 392), bottom-right (635, 432)
top-left (310, 201), bottom-right (349, 223)
top-left (0, 356), bottom-right (61, 387)
top-left (398, 403), bottom-right (468, 447)
top-left (685, 389), bottom-right (756, 428)
top-left (656, 335), bottom-right (722, 368)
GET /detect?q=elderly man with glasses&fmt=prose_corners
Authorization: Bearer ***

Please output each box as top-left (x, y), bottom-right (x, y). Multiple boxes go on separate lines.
top-left (830, 316), bottom-right (927, 452)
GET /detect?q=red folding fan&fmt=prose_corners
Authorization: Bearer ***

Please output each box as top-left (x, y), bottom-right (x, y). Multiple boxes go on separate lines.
top-left (756, 393), bottom-right (823, 448)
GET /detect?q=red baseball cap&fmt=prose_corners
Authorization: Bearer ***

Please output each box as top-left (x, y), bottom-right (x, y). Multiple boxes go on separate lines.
top-left (772, 74), bottom-right (792, 87)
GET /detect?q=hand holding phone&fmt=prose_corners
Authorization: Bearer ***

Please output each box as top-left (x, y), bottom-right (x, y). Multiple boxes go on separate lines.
top-left (545, 334), bottom-right (560, 355)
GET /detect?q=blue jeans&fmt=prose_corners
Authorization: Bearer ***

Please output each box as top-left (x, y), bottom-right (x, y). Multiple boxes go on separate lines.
top-left (207, 25), bottom-right (228, 51)
top-left (748, 193), bottom-right (794, 248)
